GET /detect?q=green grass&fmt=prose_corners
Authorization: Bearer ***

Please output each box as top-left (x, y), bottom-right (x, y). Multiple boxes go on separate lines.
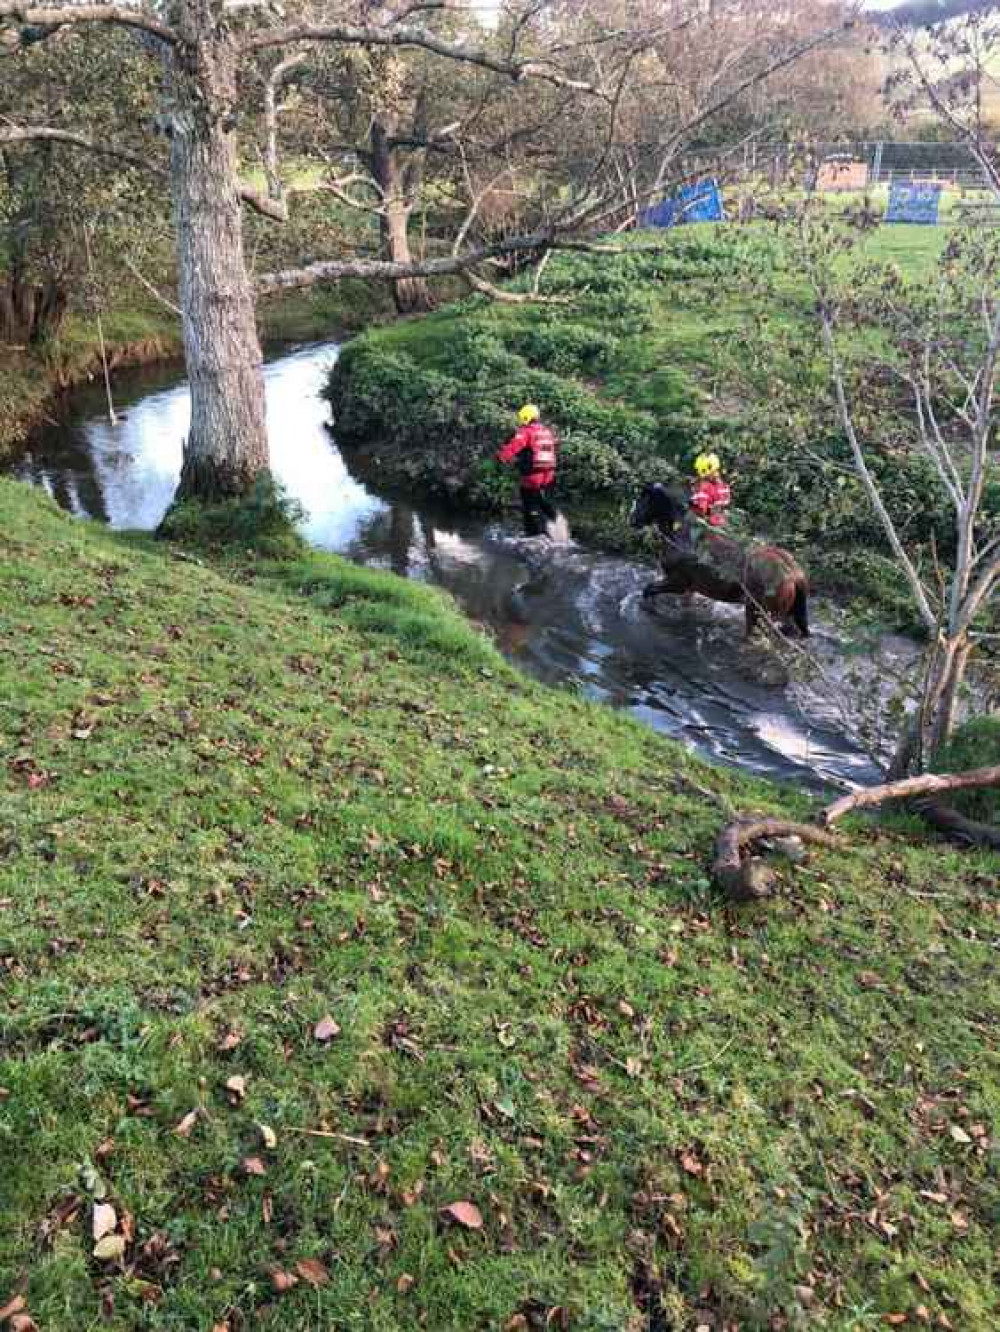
top-left (1, 478), bottom-right (998, 1330)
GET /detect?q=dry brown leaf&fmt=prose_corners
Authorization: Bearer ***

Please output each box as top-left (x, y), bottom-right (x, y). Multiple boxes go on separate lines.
top-left (174, 1109), bottom-right (200, 1139)
top-left (242, 1156), bottom-right (267, 1177)
top-left (0, 1296), bottom-right (27, 1324)
top-left (397, 1273), bottom-right (415, 1295)
top-left (92, 1202), bottom-right (117, 1242)
top-left (313, 1015), bottom-right (341, 1043)
top-left (269, 1269), bottom-right (298, 1293)
top-left (442, 1200), bottom-right (483, 1230)
top-left (224, 1075), bottom-right (246, 1104)
top-left (504, 1318), bottom-right (529, 1332)
top-left (295, 1258), bottom-right (330, 1288)
top-left (217, 1031), bottom-right (242, 1053)
top-left (679, 1148), bottom-right (705, 1177)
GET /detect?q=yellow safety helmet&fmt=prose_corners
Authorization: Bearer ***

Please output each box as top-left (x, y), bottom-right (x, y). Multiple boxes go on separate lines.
top-left (517, 403), bottom-right (541, 426)
top-left (694, 451), bottom-right (721, 479)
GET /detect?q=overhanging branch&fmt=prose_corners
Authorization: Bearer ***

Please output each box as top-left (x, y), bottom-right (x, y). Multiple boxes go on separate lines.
top-left (0, 1), bottom-right (177, 44)
top-left (244, 20), bottom-right (609, 99)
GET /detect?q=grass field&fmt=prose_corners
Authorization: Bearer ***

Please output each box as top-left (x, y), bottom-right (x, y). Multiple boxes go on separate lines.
top-left (1, 479), bottom-right (997, 1330)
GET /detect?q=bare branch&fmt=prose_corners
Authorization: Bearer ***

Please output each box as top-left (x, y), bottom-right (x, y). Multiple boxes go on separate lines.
top-left (0, 123), bottom-right (166, 177)
top-left (823, 766), bottom-right (1000, 826)
top-left (820, 309), bottom-right (939, 633)
top-left (244, 21), bottom-right (608, 98)
top-left (0, 1), bottom-right (177, 44)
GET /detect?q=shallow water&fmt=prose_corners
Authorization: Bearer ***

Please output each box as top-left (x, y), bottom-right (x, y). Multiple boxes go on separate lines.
top-left (8, 341), bottom-right (907, 793)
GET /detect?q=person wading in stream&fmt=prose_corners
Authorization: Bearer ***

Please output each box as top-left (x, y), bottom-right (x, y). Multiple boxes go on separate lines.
top-left (497, 404), bottom-right (559, 536)
top-left (682, 451), bottom-right (732, 552)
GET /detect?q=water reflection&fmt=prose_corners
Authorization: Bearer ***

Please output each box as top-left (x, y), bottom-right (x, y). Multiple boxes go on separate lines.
top-left (6, 340), bottom-right (898, 793)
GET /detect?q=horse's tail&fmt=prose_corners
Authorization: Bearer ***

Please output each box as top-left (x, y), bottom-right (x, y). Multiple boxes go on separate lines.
top-left (792, 577), bottom-right (810, 639)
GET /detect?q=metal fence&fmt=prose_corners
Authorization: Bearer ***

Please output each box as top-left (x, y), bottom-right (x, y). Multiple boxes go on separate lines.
top-left (734, 140), bottom-right (990, 191)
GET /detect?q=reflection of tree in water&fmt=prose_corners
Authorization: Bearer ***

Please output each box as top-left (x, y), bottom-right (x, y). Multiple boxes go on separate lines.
top-left (12, 429), bottom-right (110, 525)
top-left (389, 503), bottom-right (415, 577)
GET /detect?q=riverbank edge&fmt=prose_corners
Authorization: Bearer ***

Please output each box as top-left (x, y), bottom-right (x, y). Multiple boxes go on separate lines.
top-left (0, 282), bottom-right (392, 460)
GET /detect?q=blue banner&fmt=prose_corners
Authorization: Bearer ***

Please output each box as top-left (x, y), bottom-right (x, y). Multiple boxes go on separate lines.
top-left (886, 182), bottom-right (942, 225)
top-left (642, 180), bottom-right (724, 229)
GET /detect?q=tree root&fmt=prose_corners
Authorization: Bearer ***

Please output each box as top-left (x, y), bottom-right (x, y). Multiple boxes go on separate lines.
top-left (913, 800), bottom-right (1000, 850)
top-left (712, 767), bottom-right (1000, 902)
top-left (712, 818), bottom-right (840, 902)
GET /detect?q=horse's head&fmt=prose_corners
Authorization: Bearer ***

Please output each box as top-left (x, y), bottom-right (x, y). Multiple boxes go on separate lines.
top-left (629, 482), bottom-right (686, 533)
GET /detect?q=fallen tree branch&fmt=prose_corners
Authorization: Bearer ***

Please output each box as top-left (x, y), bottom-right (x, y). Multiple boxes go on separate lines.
top-left (712, 818), bottom-right (840, 902)
top-left (823, 766), bottom-right (1000, 826)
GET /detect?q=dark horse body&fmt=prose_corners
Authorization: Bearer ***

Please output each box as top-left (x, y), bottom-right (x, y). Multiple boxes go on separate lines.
top-left (629, 483), bottom-right (810, 638)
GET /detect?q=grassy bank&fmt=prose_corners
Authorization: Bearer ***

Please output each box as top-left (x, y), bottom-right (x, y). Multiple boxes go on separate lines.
top-left (1, 477), bottom-right (998, 1330)
top-left (326, 223), bottom-right (954, 598)
top-left (0, 280), bottom-right (389, 460)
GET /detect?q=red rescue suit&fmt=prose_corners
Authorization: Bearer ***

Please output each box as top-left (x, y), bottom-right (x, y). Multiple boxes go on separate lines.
top-left (690, 476), bottom-right (731, 527)
top-left (497, 423), bottom-right (558, 491)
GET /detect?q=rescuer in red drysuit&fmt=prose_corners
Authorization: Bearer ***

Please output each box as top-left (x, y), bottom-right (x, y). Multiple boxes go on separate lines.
top-left (689, 451), bottom-right (732, 529)
top-left (497, 403), bottom-right (560, 536)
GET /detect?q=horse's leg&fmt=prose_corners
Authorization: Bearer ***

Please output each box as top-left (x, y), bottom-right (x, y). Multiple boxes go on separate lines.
top-left (792, 581), bottom-right (811, 639)
top-left (642, 577), bottom-right (675, 601)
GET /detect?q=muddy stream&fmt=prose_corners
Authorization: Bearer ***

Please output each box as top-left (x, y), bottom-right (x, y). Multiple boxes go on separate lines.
top-left (8, 341), bottom-right (918, 793)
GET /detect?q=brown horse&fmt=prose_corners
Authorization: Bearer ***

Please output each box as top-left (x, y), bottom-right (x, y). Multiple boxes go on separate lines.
top-left (629, 483), bottom-right (810, 638)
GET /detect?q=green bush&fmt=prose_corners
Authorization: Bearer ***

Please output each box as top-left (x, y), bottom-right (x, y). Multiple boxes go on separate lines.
top-left (158, 474), bottom-right (305, 559)
top-left (933, 717), bottom-right (1000, 827)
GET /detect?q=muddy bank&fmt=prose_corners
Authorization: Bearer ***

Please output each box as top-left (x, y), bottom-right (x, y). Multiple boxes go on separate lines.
top-left (0, 331), bottom-right (181, 459)
top-left (1, 280), bottom-right (393, 460)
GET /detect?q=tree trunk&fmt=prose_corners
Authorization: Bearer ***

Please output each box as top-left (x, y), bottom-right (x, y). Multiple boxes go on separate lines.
top-left (889, 634), bottom-right (972, 778)
top-left (169, 5), bottom-right (269, 504)
top-left (371, 120), bottom-right (435, 316)
top-left (0, 244), bottom-right (67, 345)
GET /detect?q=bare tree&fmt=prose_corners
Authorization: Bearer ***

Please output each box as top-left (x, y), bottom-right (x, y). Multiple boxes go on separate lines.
top-left (790, 208), bottom-right (999, 777)
top-left (885, 6), bottom-right (1000, 200)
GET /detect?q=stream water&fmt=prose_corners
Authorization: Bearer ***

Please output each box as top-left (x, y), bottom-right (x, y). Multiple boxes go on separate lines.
top-left (7, 341), bottom-right (913, 793)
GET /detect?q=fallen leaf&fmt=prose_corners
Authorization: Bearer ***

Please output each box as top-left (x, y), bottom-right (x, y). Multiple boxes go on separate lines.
top-left (9, 1317), bottom-right (38, 1332)
top-left (313, 1014), bottom-right (341, 1043)
top-left (397, 1273), bottom-right (415, 1295)
top-left (174, 1109), bottom-right (200, 1138)
top-left (224, 1075), bottom-right (246, 1104)
top-left (242, 1156), bottom-right (267, 1177)
top-left (258, 1123), bottom-right (278, 1150)
top-left (269, 1269), bottom-right (298, 1293)
top-left (857, 970), bottom-right (881, 989)
top-left (442, 1200), bottom-right (483, 1230)
top-left (93, 1234), bottom-right (127, 1262)
top-left (295, 1258), bottom-right (330, 1287)
top-left (679, 1148), bottom-right (705, 1177)
top-left (884, 1316), bottom-right (908, 1327)
top-left (949, 1125), bottom-right (972, 1145)
top-left (217, 1031), bottom-right (242, 1053)
top-left (92, 1202), bottom-right (117, 1242)
top-left (0, 1296), bottom-right (26, 1323)
top-left (505, 1318), bottom-right (529, 1332)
